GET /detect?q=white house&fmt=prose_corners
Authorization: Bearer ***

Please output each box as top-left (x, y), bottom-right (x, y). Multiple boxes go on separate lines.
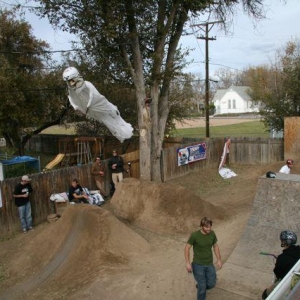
top-left (213, 86), bottom-right (259, 115)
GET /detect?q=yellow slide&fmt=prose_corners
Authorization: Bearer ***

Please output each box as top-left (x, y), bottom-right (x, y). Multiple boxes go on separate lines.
top-left (43, 153), bottom-right (65, 171)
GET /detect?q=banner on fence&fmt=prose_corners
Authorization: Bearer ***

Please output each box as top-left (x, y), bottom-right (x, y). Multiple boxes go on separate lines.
top-left (177, 142), bottom-right (207, 166)
top-left (218, 138), bottom-right (237, 179)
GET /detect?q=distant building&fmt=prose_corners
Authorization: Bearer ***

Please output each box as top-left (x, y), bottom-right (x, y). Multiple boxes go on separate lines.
top-left (213, 86), bottom-right (260, 115)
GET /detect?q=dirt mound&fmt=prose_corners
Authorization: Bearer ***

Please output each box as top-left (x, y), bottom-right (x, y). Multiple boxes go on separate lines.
top-left (0, 205), bottom-right (149, 300)
top-left (110, 178), bottom-right (226, 234)
top-left (1, 162), bottom-right (292, 300)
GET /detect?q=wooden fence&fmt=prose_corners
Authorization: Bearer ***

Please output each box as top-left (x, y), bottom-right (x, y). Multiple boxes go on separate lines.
top-left (230, 137), bottom-right (284, 164)
top-left (162, 138), bottom-right (223, 181)
top-left (0, 164), bottom-right (95, 237)
top-left (162, 137), bottom-right (283, 181)
top-left (0, 137), bottom-right (283, 237)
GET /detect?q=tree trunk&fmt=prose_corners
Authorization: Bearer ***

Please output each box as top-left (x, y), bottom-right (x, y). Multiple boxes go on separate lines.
top-left (136, 88), bottom-right (151, 181)
top-left (152, 91), bottom-right (170, 182)
top-left (139, 120), bottom-right (151, 181)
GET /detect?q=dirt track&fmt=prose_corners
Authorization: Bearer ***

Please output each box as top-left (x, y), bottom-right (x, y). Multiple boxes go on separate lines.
top-left (0, 161), bottom-right (294, 300)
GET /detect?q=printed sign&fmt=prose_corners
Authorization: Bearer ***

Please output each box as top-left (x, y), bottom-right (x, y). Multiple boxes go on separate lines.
top-left (177, 143), bottom-right (207, 166)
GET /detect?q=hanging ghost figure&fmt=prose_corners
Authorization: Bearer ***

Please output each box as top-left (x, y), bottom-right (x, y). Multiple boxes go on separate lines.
top-left (63, 67), bottom-right (133, 143)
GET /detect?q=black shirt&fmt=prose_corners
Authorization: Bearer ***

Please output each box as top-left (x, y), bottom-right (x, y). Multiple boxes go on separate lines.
top-left (108, 155), bottom-right (124, 173)
top-left (68, 184), bottom-right (83, 201)
top-left (274, 245), bottom-right (300, 279)
top-left (13, 182), bottom-right (33, 207)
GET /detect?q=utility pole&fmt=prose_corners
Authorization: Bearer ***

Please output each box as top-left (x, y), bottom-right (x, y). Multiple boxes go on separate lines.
top-left (192, 21), bottom-right (222, 138)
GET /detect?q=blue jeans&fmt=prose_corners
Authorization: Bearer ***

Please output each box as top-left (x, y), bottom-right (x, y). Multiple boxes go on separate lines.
top-left (18, 201), bottom-right (32, 230)
top-left (192, 262), bottom-right (216, 300)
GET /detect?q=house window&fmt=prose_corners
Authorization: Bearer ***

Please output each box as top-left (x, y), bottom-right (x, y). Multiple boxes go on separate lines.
top-left (228, 99), bottom-right (231, 109)
top-left (233, 99), bottom-right (236, 109)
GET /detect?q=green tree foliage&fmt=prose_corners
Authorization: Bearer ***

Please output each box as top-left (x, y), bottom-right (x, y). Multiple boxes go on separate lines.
top-left (33, 0), bottom-right (265, 181)
top-left (166, 73), bottom-right (200, 133)
top-left (247, 39), bottom-right (300, 131)
top-left (0, 10), bottom-right (69, 155)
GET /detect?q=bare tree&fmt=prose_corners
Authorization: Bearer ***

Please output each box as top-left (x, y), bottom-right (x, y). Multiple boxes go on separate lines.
top-left (32, 0), bottom-right (265, 181)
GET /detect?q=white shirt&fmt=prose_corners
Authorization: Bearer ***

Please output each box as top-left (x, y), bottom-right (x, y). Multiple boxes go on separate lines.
top-left (279, 165), bottom-right (291, 174)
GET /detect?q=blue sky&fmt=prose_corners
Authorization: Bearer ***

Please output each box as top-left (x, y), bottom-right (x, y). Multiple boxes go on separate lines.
top-left (182, 0), bottom-right (300, 75)
top-left (2, 0), bottom-right (300, 77)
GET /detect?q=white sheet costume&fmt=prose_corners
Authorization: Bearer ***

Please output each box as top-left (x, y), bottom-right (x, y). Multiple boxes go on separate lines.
top-left (63, 67), bottom-right (133, 143)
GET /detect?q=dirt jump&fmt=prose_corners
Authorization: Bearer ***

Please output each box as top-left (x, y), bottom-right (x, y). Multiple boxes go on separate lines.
top-left (1, 160), bottom-right (298, 300)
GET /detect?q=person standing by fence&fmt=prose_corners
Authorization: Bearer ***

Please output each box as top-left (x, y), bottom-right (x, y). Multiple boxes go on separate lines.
top-left (91, 156), bottom-right (108, 198)
top-left (108, 149), bottom-right (127, 186)
top-left (13, 175), bottom-right (34, 234)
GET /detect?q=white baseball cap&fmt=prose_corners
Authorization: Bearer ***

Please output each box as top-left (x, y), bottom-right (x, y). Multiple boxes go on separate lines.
top-left (22, 175), bottom-right (31, 181)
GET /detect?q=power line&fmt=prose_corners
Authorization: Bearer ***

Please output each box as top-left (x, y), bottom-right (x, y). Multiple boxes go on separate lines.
top-left (0, 0), bottom-right (39, 9)
top-left (0, 87), bottom-right (65, 93)
top-left (0, 49), bottom-right (82, 54)
top-left (0, 67), bottom-right (60, 70)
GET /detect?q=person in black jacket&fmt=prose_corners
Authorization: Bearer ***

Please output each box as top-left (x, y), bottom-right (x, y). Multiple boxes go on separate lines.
top-left (262, 230), bottom-right (300, 299)
top-left (108, 149), bottom-right (127, 187)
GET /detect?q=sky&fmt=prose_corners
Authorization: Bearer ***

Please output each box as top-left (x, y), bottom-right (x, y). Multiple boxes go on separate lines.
top-left (1, 0), bottom-right (300, 77)
top-left (182, 0), bottom-right (300, 76)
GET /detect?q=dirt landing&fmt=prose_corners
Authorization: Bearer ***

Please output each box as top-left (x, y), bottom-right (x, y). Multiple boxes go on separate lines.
top-left (0, 161), bottom-right (293, 300)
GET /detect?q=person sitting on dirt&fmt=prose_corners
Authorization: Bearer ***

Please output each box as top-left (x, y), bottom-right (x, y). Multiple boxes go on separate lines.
top-left (184, 217), bottom-right (222, 300)
top-left (262, 230), bottom-right (300, 299)
top-left (279, 159), bottom-right (294, 174)
top-left (68, 179), bottom-right (89, 204)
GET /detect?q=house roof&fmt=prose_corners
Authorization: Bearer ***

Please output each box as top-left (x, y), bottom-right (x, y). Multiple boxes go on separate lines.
top-left (212, 86), bottom-right (252, 102)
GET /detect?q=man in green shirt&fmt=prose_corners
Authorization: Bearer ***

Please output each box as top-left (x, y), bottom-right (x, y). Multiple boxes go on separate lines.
top-left (184, 217), bottom-right (222, 300)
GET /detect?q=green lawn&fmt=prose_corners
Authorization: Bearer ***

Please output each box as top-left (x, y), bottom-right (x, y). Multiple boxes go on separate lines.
top-left (41, 120), bottom-right (269, 139)
top-left (171, 121), bottom-right (269, 138)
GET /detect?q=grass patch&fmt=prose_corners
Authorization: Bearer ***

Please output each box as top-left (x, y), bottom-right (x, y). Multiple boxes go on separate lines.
top-left (172, 121), bottom-right (269, 138)
top-left (194, 173), bottom-right (232, 196)
top-left (170, 167), bottom-right (232, 198)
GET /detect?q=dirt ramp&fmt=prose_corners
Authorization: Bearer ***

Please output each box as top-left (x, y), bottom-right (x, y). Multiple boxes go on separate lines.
top-left (111, 178), bottom-right (225, 234)
top-left (216, 173), bottom-right (300, 299)
top-left (0, 205), bottom-right (149, 300)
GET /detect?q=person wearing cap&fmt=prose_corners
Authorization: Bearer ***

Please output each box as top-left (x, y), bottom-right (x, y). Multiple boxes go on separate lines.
top-left (13, 175), bottom-right (34, 233)
top-left (108, 149), bottom-right (127, 187)
top-left (91, 156), bottom-right (108, 198)
top-left (279, 159), bottom-right (294, 174)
